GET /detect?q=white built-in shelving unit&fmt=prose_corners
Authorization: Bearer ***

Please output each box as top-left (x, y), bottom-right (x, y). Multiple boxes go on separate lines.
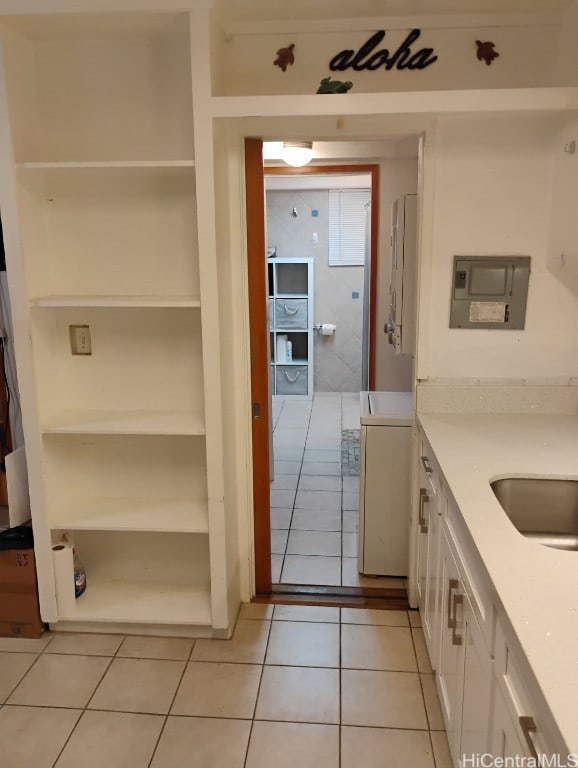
top-left (0, 10), bottom-right (229, 634)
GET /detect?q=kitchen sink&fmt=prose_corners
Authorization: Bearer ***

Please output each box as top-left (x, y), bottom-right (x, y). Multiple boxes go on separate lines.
top-left (490, 477), bottom-right (578, 551)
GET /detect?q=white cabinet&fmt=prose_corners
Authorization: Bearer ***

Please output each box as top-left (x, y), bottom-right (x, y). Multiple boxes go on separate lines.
top-left (437, 523), bottom-right (493, 766)
top-left (358, 392), bottom-right (412, 576)
top-left (0, 11), bottom-right (233, 635)
top-left (490, 614), bottom-right (568, 764)
top-left (268, 258), bottom-right (313, 397)
top-left (415, 426), bottom-right (570, 767)
top-left (416, 441), bottom-right (443, 669)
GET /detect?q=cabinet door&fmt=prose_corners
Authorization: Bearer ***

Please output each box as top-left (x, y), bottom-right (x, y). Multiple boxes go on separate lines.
top-left (423, 479), bottom-right (442, 669)
top-left (416, 452), bottom-right (441, 669)
top-left (416, 467), bottom-right (432, 615)
top-left (437, 527), bottom-right (465, 760)
top-left (489, 685), bottom-right (529, 760)
top-left (416, 461), bottom-right (433, 607)
top-left (459, 599), bottom-right (493, 764)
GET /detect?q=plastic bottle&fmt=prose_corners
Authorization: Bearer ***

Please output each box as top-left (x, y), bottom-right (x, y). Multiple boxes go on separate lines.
top-left (73, 548), bottom-right (87, 598)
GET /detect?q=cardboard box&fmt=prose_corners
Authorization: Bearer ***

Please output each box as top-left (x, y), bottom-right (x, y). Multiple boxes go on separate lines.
top-left (0, 548), bottom-right (44, 638)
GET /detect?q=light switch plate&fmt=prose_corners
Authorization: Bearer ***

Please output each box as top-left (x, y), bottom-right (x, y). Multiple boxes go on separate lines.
top-left (69, 324), bottom-right (92, 355)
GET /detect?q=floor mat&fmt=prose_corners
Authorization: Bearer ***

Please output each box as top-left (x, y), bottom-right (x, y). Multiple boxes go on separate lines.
top-left (341, 428), bottom-right (360, 476)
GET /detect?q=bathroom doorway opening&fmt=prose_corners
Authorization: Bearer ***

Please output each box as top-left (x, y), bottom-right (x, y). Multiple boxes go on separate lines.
top-left (245, 138), bottom-right (418, 603)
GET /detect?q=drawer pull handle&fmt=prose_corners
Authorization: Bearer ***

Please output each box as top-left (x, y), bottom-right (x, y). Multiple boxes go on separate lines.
top-left (419, 488), bottom-right (429, 533)
top-left (284, 370), bottom-right (301, 384)
top-left (421, 455), bottom-right (433, 474)
top-left (451, 592), bottom-right (463, 646)
top-left (519, 716), bottom-right (539, 762)
top-left (283, 303), bottom-right (299, 315)
top-left (447, 578), bottom-right (458, 629)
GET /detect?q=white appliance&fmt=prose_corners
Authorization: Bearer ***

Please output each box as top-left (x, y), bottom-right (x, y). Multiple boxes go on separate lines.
top-left (386, 194), bottom-right (417, 356)
top-left (358, 391), bottom-right (413, 576)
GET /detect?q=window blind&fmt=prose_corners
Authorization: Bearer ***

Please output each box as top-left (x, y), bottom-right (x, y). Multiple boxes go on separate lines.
top-left (328, 188), bottom-right (370, 267)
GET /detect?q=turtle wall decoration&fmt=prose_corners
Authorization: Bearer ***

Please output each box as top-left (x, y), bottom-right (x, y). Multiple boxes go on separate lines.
top-left (273, 44), bottom-right (295, 72)
top-left (316, 77), bottom-right (353, 94)
top-left (475, 40), bottom-right (500, 66)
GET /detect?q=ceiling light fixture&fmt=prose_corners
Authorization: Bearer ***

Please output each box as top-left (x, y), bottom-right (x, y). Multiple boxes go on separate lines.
top-left (281, 141), bottom-right (314, 167)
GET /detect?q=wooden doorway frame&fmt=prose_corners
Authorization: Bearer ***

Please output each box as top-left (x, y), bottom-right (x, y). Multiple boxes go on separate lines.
top-left (245, 140), bottom-right (381, 594)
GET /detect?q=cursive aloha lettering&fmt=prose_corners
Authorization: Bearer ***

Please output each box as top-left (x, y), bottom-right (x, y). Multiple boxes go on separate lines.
top-left (329, 29), bottom-right (437, 72)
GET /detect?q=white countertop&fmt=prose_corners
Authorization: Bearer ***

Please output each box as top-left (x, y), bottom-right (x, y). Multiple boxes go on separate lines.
top-left (360, 391), bottom-right (413, 426)
top-left (417, 413), bottom-right (578, 754)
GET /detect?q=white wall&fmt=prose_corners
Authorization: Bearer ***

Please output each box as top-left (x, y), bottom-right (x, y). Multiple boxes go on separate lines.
top-left (547, 115), bottom-right (578, 294)
top-left (266, 187), bottom-right (366, 393)
top-left (213, 23), bottom-right (559, 96)
top-left (422, 113), bottom-right (578, 382)
top-left (556, 0), bottom-right (578, 85)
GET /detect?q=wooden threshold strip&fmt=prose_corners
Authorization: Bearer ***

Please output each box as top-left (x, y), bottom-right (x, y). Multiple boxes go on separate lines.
top-left (254, 584), bottom-right (409, 611)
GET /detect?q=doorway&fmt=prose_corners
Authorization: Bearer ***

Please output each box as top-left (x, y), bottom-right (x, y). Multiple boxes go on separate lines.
top-left (245, 138), bottom-right (418, 599)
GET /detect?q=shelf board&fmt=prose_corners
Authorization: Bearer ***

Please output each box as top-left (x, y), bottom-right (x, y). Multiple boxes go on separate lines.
top-left (42, 410), bottom-right (206, 436)
top-left (59, 579), bottom-right (212, 626)
top-left (30, 295), bottom-right (201, 308)
top-left (276, 294), bottom-right (308, 299)
top-left (211, 87), bottom-right (578, 119)
top-left (16, 160), bottom-right (195, 169)
top-left (274, 359), bottom-right (308, 366)
top-left (50, 498), bottom-right (209, 534)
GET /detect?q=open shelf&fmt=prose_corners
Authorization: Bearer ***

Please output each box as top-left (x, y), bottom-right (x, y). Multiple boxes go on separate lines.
top-left (30, 296), bottom-right (201, 309)
top-left (50, 498), bottom-right (209, 534)
top-left (53, 530), bottom-right (212, 626)
top-left (1, 12), bottom-right (194, 163)
top-left (16, 160), bottom-right (195, 169)
top-left (31, 307), bottom-right (204, 423)
top-left (18, 166), bottom-right (199, 300)
top-left (43, 433), bottom-right (208, 528)
top-left (59, 580), bottom-right (212, 626)
top-left (41, 410), bottom-right (205, 435)
top-left (210, 87), bottom-right (578, 119)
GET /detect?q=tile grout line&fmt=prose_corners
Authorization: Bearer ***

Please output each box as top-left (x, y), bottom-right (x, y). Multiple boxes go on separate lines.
top-left (339, 605), bottom-right (343, 768)
top-left (277, 394), bottom-right (313, 584)
top-left (146, 638), bottom-right (197, 768)
top-left (242, 616), bottom-right (274, 768)
top-left (2, 646), bottom-right (46, 707)
top-left (48, 635), bottom-right (125, 768)
top-left (271, 395), bottom-right (290, 584)
top-left (340, 392), bottom-right (345, 587)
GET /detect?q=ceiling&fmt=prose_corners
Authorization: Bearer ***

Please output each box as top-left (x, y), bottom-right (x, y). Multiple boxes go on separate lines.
top-left (214, 0), bottom-right (573, 22)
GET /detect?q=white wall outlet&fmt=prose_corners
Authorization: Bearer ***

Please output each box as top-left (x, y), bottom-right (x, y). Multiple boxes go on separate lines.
top-left (312, 232), bottom-right (318, 244)
top-left (69, 324), bottom-right (92, 355)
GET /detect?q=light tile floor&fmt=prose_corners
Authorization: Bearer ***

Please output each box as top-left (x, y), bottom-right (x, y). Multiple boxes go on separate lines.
top-left (0, 605), bottom-right (451, 768)
top-left (271, 393), bottom-right (406, 588)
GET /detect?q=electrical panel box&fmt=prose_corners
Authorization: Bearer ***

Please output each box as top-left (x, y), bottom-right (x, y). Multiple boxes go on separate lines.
top-left (449, 256), bottom-right (531, 330)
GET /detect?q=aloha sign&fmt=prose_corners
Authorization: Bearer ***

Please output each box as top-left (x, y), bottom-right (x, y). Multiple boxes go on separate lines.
top-left (329, 29), bottom-right (438, 72)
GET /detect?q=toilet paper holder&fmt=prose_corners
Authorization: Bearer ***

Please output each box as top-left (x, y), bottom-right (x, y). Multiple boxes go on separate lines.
top-left (314, 323), bottom-right (337, 336)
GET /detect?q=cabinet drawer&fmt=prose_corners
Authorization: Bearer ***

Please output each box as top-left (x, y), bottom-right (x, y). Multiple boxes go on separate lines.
top-left (445, 500), bottom-right (495, 652)
top-left (494, 617), bottom-right (567, 759)
top-left (275, 299), bottom-right (308, 329)
top-left (276, 365), bottom-right (308, 395)
top-left (419, 433), bottom-right (439, 496)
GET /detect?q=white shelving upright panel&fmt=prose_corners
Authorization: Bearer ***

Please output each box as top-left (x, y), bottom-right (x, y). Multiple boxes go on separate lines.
top-left (0, 10), bottom-right (230, 635)
top-left (268, 257), bottom-right (314, 398)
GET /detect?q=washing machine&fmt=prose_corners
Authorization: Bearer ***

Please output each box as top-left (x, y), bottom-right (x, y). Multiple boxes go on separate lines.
top-left (358, 391), bottom-right (413, 576)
